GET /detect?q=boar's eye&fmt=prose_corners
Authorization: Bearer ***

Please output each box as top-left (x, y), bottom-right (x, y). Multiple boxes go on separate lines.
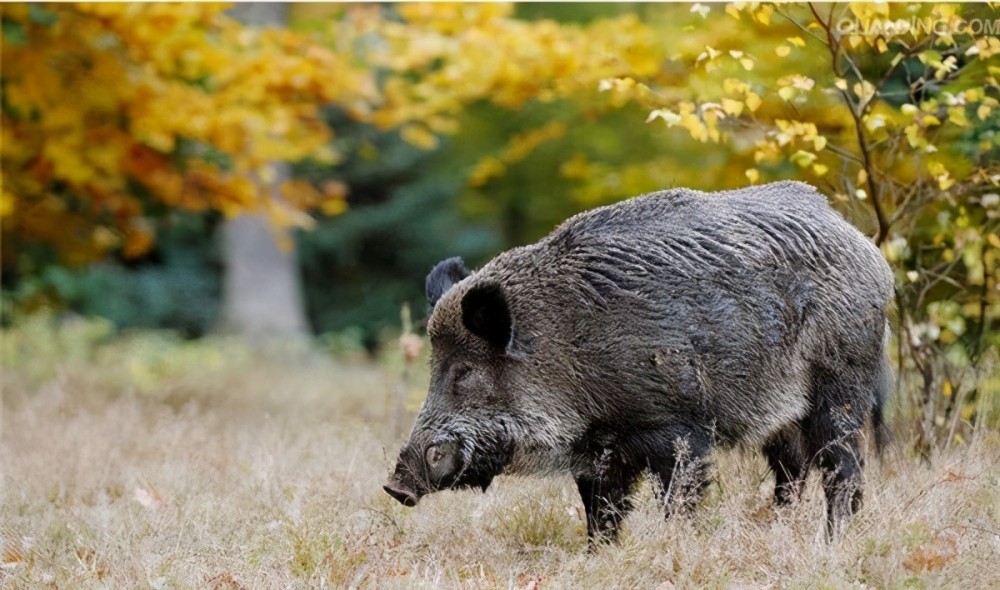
top-left (451, 366), bottom-right (473, 392)
top-left (453, 366), bottom-right (472, 383)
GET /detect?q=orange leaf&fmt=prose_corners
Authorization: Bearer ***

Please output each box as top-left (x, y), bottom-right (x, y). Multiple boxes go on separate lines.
top-left (903, 532), bottom-right (959, 572)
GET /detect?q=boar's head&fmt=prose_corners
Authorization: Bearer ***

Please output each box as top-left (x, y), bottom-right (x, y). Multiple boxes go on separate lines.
top-left (383, 257), bottom-right (580, 507)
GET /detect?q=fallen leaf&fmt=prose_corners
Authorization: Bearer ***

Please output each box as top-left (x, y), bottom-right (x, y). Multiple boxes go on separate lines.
top-left (134, 486), bottom-right (165, 510)
top-left (1, 548), bottom-right (26, 570)
top-left (939, 469), bottom-right (966, 483)
top-left (903, 531), bottom-right (959, 572)
top-left (206, 573), bottom-right (249, 590)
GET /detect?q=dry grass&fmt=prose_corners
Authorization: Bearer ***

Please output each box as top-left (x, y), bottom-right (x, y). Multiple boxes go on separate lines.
top-left (2, 328), bottom-right (999, 589)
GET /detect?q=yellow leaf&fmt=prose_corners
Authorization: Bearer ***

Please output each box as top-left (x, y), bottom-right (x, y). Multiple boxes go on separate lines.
top-left (947, 106), bottom-right (968, 127)
top-left (312, 145), bottom-right (339, 165)
top-left (790, 150), bottom-right (817, 167)
top-left (93, 227), bottom-right (118, 250)
top-left (469, 157), bottom-right (506, 187)
top-left (778, 86), bottom-right (796, 101)
top-left (812, 163), bottom-right (829, 176)
top-left (690, 3), bottom-right (710, 18)
top-left (745, 93), bottom-right (762, 112)
top-left (853, 80), bottom-right (876, 104)
top-left (775, 45), bottom-right (791, 57)
top-left (740, 58), bottom-right (755, 71)
top-left (258, 165), bottom-right (277, 184)
top-left (122, 226), bottom-right (154, 259)
top-left (778, 75), bottom-right (814, 92)
top-left (646, 109), bottom-right (682, 126)
top-left (745, 168), bottom-right (760, 183)
top-left (679, 113), bottom-right (709, 142)
top-left (865, 114), bottom-right (887, 132)
top-left (400, 125), bottom-right (438, 150)
top-left (787, 36), bottom-right (806, 48)
top-left (723, 79), bottom-right (750, 95)
top-left (319, 198), bottom-right (348, 216)
top-left (697, 46), bottom-right (720, 63)
top-left (0, 189), bottom-right (15, 218)
top-left (755, 4), bottom-right (773, 25)
top-left (721, 98), bottom-right (744, 117)
top-left (905, 124), bottom-right (926, 148)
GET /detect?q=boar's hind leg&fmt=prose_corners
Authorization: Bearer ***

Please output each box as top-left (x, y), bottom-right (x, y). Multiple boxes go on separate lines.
top-left (805, 367), bottom-right (870, 538)
top-left (762, 426), bottom-right (808, 506)
top-left (575, 463), bottom-right (643, 545)
top-left (647, 429), bottom-right (714, 517)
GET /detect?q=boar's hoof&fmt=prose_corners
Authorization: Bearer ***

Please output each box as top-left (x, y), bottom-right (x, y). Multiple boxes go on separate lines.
top-left (383, 483), bottom-right (419, 507)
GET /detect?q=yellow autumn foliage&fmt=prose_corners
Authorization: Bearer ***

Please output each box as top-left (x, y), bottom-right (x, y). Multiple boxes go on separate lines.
top-left (1, 3), bottom-right (373, 265)
top-left (3, 3), bottom-right (998, 353)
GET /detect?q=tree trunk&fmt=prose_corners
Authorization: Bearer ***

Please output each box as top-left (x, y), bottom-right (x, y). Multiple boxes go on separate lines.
top-left (219, 202), bottom-right (309, 337)
top-left (227, 2), bottom-right (288, 27)
top-left (219, 4), bottom-right (308, 338)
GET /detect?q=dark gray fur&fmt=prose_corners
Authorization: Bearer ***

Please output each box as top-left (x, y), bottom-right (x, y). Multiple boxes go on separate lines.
top-left (426, 257), bottom-right (470, 309)
top-left (385, 181), bottom-right (894, 542)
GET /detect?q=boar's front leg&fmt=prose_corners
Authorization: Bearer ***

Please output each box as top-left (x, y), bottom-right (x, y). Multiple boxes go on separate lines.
top-left (575, 461), bottom-right (643, 545)
top-left (646, 429), bottom-right (714, 516)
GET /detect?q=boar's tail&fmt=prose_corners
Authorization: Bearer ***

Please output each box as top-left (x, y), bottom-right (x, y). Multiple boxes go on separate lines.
top-left (872, 322), bottom-right (894, 456)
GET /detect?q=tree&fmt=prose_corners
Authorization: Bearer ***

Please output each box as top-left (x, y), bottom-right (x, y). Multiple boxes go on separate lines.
top-left (220, 3), bottom-right (306, 338)
top-left (1, 3), bottom-right (366, 270)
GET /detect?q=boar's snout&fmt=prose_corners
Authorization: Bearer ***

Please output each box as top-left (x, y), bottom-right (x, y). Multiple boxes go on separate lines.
top-left (384, 441), bottom-right (464, 506)
top-left (383, 481), bottom-right (419, 507)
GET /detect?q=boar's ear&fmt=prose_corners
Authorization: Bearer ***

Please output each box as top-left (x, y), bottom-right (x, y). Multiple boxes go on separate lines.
top-left (461, 282), bottom-right (512, 351)
top-left (426, 257), bottom-right (470, 308)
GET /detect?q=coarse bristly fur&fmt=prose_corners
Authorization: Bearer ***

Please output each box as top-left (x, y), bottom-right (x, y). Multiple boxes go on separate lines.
top-left (385, 181), bottom-right (896, 543)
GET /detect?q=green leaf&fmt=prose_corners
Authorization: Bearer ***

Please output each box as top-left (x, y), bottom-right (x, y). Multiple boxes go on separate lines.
top-left (2, 20), bottom-right (26, 46)
top-left (28, 4), bottom-right (60, 26)
top-left (919, 49), bottom-right (942, 65)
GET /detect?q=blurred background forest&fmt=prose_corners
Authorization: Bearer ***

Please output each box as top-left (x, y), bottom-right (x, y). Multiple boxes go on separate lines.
top-left (2, 2), bottom-right (999, 450)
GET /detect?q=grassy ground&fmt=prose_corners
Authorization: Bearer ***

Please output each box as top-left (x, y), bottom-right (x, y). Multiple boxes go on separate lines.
top-left (2, 323), bottom-right (999, 589)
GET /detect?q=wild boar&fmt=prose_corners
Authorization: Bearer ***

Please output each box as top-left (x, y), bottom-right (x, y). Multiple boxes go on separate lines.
top-left (384, 181), bottom-right (894, 542)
